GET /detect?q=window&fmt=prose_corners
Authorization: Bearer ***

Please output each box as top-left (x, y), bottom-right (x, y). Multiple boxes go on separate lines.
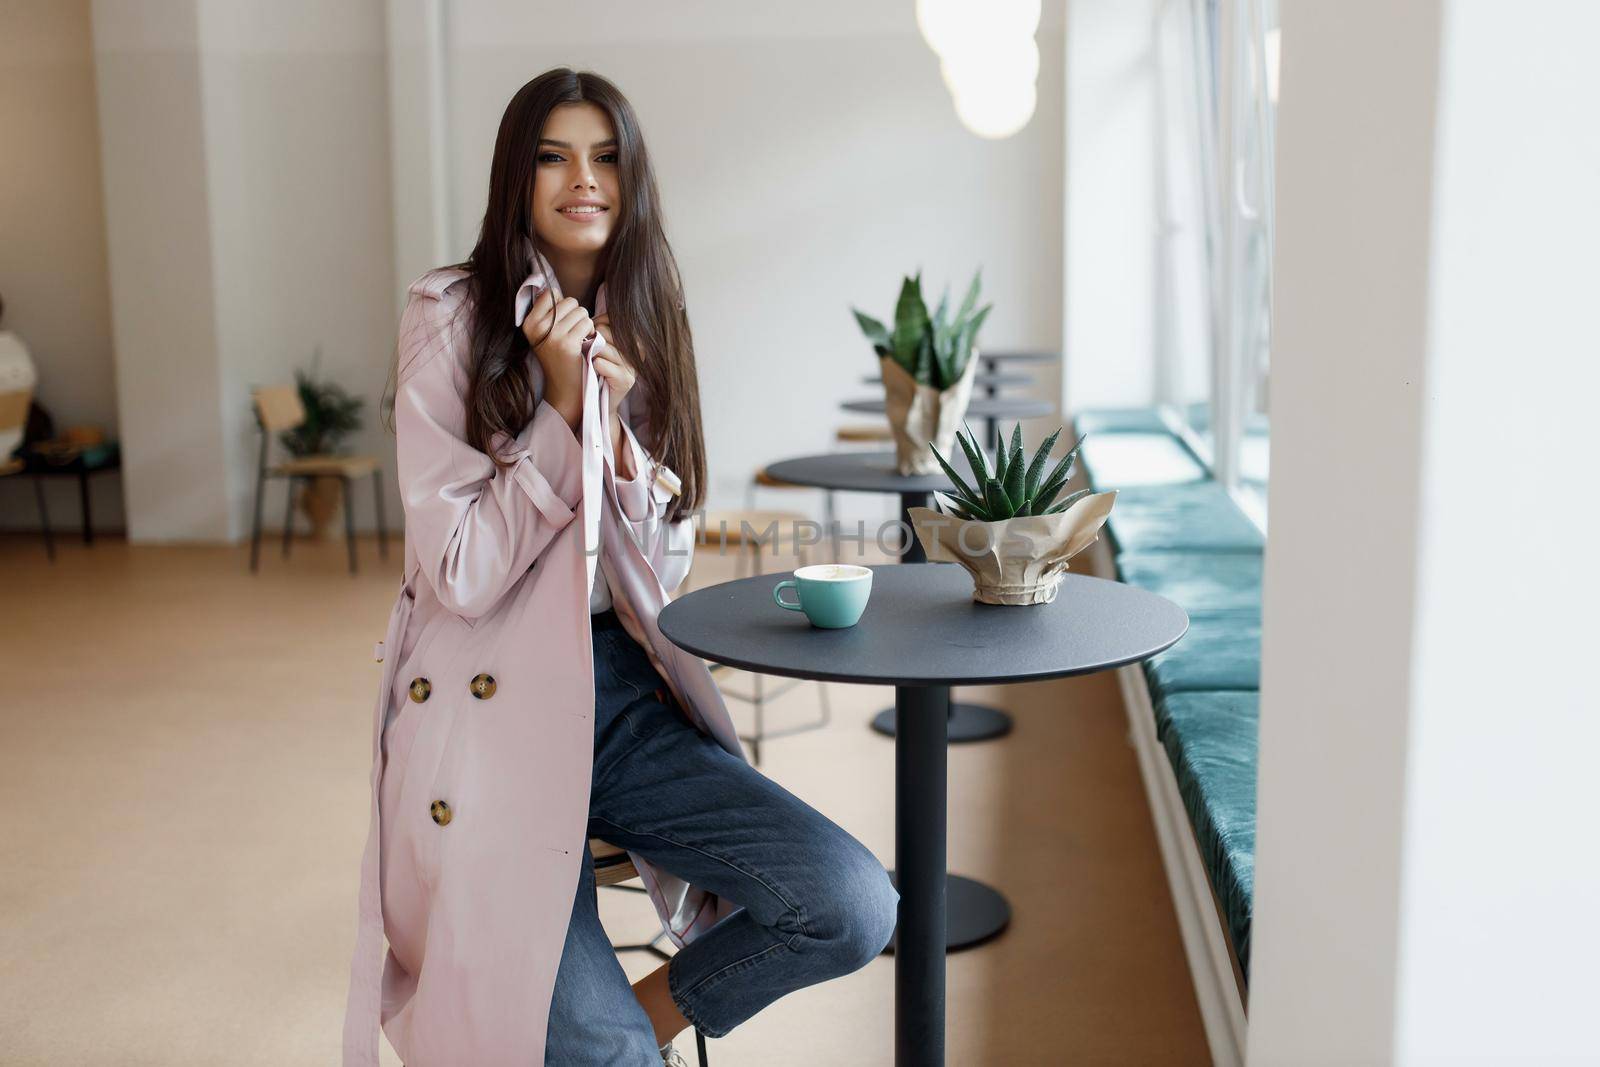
top-left (1153, 0), bottom-right (1278, 527)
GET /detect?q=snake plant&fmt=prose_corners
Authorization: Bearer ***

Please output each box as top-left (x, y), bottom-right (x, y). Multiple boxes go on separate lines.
top-left (851, 269), bottom-right (993, 390)
top-left (928, 422), bottom-right (1091, 521)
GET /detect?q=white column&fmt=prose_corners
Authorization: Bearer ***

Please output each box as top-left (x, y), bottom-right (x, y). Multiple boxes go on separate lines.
top-left (91, 0), bottom-right (231, 542)
top-left (1394, 0), bottom-right (1600, 1059)
top-left (1251, 1), bottom-right (1600, 1061)
top-left (385, 0), bottom-right (454, 312)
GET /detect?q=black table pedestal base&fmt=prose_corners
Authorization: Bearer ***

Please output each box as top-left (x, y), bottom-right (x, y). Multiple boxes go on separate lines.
top-left (870, 702), bottom-right (1013, 742)
top-left (882, 871), bottom-right (1011, 953)
top-left (895, 684), bottom-right (947, 1064)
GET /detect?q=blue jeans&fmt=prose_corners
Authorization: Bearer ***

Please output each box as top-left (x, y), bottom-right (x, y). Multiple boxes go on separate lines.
top-left (543, 611), bottom-right (900, 1064)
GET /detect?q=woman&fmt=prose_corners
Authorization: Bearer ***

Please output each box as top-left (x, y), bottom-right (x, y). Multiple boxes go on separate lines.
top-left (343, 68), bottom-right (899, 1067)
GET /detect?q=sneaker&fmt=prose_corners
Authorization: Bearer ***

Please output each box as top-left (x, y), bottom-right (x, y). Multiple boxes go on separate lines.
top-left (659, 1041), bottom-right (691, 1066)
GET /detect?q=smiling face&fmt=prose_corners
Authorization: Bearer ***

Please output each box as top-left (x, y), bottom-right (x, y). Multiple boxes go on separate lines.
top-left (530, 101), bottom-right (620, 259)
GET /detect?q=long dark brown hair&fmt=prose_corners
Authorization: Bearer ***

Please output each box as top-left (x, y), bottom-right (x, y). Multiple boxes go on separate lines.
top-left (385, 68), bottom-right (704, 523)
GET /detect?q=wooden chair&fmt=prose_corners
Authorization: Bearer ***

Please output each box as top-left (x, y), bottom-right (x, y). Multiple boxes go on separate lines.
top-left (0, 388), bottom-right (54, 561)
top-left (833, 423), bottom-right (893, 444)
top-left (249, 385), bottom-right (388, 575)
top-left (699, 495), bottom-right (832, 766)
top-left (589, 837), bottom-right (710, 1067)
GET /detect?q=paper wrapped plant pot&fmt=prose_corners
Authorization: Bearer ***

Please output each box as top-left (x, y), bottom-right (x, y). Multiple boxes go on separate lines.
top-left (907, 490), bottom-right (1118, 605)
top-left (879, 353), bottom-right (977, 476)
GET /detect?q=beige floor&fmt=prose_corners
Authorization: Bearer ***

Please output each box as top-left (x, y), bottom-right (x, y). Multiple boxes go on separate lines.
top-left (0, 528), bottom-right (1206, 1066)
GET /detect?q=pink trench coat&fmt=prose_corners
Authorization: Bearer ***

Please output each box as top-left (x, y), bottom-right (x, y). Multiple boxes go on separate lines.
top-left (342, 250), bottom-right (749, 1066)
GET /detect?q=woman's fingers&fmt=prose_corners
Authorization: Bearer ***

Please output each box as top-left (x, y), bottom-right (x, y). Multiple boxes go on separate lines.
top-left (553, 301), bottom-right (593, 344)
top-left (521, 287), bottom-right (557, 346)
top-left (591, 355), bottom-right (636, 392)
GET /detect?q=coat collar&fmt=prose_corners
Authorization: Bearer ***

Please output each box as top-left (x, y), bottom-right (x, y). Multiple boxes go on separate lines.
top-left (515, 234), bottom-right (609, 326)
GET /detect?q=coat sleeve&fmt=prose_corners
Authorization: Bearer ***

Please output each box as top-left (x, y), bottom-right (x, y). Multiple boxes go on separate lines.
top-left (396, 278), bottom-right (584, 619)
top-left (605, 387), bottom-right (695, 594)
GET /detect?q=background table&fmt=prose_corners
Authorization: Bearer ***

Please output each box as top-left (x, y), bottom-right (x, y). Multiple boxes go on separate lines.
top-left (840, 396), bottom-right (1052, 421)
top-left (658, 563), bottom-right (1188, 1066)
top-left (764, 449), bottom-right (1016, 743)
top-left (860, 371), bottom-right (1033, 389)
top-left (764, 450), bottom-right (980, 566)
top-left (840, 395), bottom-right (1054, 454)
top-left (21, 444), bottom-right (122, 546)
top-left (974, 349), bottom-right (1060, 366)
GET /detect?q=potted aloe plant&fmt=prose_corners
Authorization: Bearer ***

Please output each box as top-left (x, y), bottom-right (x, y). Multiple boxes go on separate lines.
top-left (906, 421), bottom-right (1117, 605)
top-left (279, 349), bottom-right (365, 540)
top-left (852, 269), bottom-right (991, 475)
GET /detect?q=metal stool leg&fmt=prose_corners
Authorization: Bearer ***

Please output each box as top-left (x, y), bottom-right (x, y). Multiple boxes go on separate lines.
top-left (33, 474), bottom-right (55, 562)
top-left (282, 476), bottom-right (296, 559)
top-left (78, 469), bottom-right (93, 545)
top-left (250, 468), bottom-right (266, 573)
top-left (343, 475), bottom-right (359, 575)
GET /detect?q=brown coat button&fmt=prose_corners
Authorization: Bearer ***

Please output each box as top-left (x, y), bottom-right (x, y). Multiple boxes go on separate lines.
top-left (469, 673), bottom-right (497, 700)
top-left (430, 799), bottom-right (452, 826)
top-left (409, 677), bottom-right (432, 703)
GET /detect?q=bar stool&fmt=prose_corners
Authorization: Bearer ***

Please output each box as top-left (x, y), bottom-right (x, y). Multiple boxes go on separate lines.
top-left (591, 837), bottom-right (710, 1067)
top-left (698, 503), bottom-right (832, 765)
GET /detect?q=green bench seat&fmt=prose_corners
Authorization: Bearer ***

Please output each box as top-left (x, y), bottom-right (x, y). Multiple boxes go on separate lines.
top-left (1074, 407), bottom-right (1263, 985)
top-left (1073, 407), bottom-right (1170, 434)
top-left (1154, 691), bottom-right (1259, 979)
top-left (1116, 551), bottom-right (1264, 616)
top-left (1143, 610), bottom-right (1263, 698)
top-left (1079, 433), bottom-right (1208, 488)
top-left (1103, 483), bottom-right (1265, 555)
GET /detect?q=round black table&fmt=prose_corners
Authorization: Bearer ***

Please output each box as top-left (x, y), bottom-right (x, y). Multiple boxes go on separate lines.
top-left (841, 396), bottom-right (1054, 455)
top-left (657, 563), bottom-right (1188, 1066)
top-left (763, 449), bottom-right (1014, 743)
top-left (975, 349), bottom-right (1060, 366)
top-left (840, 396), bottom-right (1052, 420)
top-left (861, 371), bottom-right (1033, 389)
top-left (764, 450), bottom-right (979, 567)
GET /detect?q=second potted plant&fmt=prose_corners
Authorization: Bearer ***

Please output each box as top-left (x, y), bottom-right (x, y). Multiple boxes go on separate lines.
top-left (852, 269), bottom-right (991, 475)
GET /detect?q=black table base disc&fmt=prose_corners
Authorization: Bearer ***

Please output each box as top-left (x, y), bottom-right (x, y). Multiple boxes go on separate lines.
top-left (871, 702), bottom-right (1014, 742)
top-left (881, 873), bottom-right (1011, 953)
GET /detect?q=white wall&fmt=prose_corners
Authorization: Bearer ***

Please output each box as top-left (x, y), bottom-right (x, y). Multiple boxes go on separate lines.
top-left (197, 0), bottom-right (395, 541)
top-left (87, 0), bottom-right (395, 542)
top-left (28, 3), bottom-right (1065, 542)
top-left (1251, 1), bottom-right (1600, 1061)
top-left (0, 0), bottom-right (123, 533)
top-left (388, 1), bottom-right (1067, 522)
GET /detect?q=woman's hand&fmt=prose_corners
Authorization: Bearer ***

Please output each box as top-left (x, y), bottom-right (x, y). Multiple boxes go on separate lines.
top-left (521, 287), bottom-right (592, 427)
top-left (590, 311), bottom-right (636, 420)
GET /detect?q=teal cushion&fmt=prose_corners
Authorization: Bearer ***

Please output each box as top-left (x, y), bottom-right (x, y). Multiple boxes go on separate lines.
top-left (1117, 551), bottom-right (1263, 616)
top-left (1106, 483), bottom-right (1265, 554)
top-left (1074, 407), bottom-right (1169, 434)
top-left (1079, 433), bottom-right (1207, 488)
top-left (1143, 611), bottom-right (1262, 698)
top-left (1155, 690), bottom-right (1258, 978)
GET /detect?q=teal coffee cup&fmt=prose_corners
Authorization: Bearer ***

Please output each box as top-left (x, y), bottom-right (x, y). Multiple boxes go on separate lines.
top-left (772, 564), bottom-right (873, 628)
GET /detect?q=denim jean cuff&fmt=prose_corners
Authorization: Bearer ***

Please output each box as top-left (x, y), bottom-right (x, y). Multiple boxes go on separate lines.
top-left (666, 950), bottom-right (731, 1040)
